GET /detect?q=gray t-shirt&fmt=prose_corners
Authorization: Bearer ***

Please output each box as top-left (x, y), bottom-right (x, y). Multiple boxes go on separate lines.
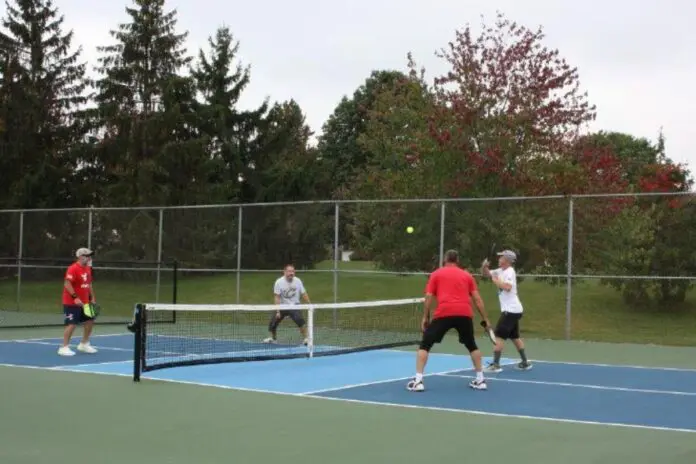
top-left (273, 277), bottom-right (306, 305)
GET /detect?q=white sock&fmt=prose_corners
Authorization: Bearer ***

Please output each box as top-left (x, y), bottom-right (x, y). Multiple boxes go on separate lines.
top-left (415, 373), bottom-right (423, 382)
top-left (476, 370), bottom-right (484, 382)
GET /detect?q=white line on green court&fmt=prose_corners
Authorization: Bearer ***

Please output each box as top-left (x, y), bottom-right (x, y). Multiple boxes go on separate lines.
top-left (437, 373), bottom-right (696, 396)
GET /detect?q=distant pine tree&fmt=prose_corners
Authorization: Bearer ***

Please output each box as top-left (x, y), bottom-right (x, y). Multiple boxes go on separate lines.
top-left (0, 0), bottom-right (89, 209)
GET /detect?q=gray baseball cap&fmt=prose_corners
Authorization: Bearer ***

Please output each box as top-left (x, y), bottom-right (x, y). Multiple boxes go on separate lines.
top-left (75, 247), bottom-right (94, 258)
top-left (497, 249), bottom-right (517, 262)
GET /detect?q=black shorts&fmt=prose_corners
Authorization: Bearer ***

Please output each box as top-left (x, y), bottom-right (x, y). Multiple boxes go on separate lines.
top-left (494, 312), bottom-right (523, 340)
top-left (420, 316), bottom-right (478, 353)
top-left (268, 309), bottom-right (306, 331)
top-left (63, 304), bottom-right (94, 326)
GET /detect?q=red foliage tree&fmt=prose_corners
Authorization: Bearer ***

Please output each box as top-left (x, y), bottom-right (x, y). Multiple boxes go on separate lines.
top-left (418, 11), bottom-right (598, 197)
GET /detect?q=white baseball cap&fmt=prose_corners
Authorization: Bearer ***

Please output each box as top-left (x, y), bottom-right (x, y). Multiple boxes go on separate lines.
top-left (75, 247), bottom-right (94, 258)
top-left (497, 249), bottom-right (517, 262)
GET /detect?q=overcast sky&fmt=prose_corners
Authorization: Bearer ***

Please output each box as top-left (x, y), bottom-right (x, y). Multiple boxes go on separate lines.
top-left (15, 0), bottom-right (696, 170)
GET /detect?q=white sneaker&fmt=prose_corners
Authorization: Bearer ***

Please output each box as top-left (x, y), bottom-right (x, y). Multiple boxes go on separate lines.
top-left (262, 337), bottom-right (277, 344)
top-left (301, 338), bottom-right (309, 346)
top-left (57, 346), bottom-right (75, 356)
top-left (406, 378), bottom-right (425, 392)
top-left (77, 342), bottom-right (98, 354)
top-left (469, 378), bottom-right (488, 390)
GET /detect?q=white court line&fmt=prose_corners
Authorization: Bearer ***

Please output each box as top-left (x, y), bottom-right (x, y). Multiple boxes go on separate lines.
top-left (0, 333), bottom-right (127, 343)
top-left (531, 359), bottom-right (696, 373)
top-left (437, 373), bottom-right (696, 397)
top-left (51, 359), bottom-right (134, 369)
top-left (299, 360), bottom-right (519, 395)
top-left (300, 368), bottom-right (465, 395)
top-left (2, 361), bottom-right (695, 434)
top-left (302, 394), bottom-right (696, 434)
top-left (6, 335), bottom-right (695, 373)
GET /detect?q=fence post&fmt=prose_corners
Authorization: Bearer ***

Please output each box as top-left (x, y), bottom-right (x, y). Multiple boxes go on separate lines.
top-left (155, 208), bottom-right (164, 302)
top-left (87, 209), bottom-right (93, 250)
top-left (439, 202), bottom-right (446, 266)
top-left (565, 196), bottom-right (574, 340)
top-left (236, 205), bottom-right (243, 304)
top-left (16, 212), bottom-right (24, 311)
top-left (333, 202), bottom-right (339, 327)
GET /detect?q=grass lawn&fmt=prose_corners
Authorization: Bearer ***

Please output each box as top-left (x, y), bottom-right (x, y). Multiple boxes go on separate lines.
top-left (1, 261), bottom-right (695, 346)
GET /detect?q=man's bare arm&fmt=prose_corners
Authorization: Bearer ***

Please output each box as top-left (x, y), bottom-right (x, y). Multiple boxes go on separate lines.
top-left (491, 276), bottom-right (512, 291)
top-left (64, 280), bottom-right (82, 304)
top-left (481, 259), bottom-right (491, 278)
top-left (421, 293), bottom-right (435, 331)
top-left (472, 290), bottom-right (490, 327)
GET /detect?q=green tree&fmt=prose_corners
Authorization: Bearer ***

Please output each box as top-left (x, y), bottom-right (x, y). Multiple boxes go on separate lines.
top-left (240, 100), bottom-right (332, 269)
top-left (0, 0), bottom-right (89, 262)
top-left (90, 0), bottom-right (193, 206)
top-left (89, 0), bottom-right (206, 261)
top-left (190, 25), bottom-right (268, 204)
top-left (318, 69), bottom-right (408, 197)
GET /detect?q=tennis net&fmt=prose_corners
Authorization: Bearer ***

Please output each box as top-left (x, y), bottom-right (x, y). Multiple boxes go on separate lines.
top-left (132, 298), bottom-right (425, 380)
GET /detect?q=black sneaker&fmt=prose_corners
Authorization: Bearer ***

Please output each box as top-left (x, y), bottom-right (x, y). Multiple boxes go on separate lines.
top-left (126, 323), bottom-right (135, 333)
top-left (516, 361), bottom-right (533, 371)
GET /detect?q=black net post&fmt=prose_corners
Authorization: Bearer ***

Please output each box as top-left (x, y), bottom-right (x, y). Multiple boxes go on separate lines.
top-left (133, 303), bottom-right (144, 382)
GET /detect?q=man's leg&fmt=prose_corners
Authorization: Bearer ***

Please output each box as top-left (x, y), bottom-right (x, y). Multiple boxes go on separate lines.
top-left (486, 313), bottom-right (512, 373)
top-left (407, 319), bottom-right (447, 391)
top-left (264, 311), bottom-right (283, 343)
top-left (76, 313), bottom-right (98, 353)
top-left (510, 317), bottom-right (532, 369)
top-left (289, 310), bottom-right (309, 345)
top-left (59, 306), bottom-right (78, 356)
top-left (458, 317), bottom-right (487, 390)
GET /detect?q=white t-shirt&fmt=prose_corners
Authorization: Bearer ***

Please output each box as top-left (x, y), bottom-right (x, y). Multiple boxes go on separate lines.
top-left (491, 267), bottom-right (523, 314)
top-left (273, 277), bottom-right (306, 305)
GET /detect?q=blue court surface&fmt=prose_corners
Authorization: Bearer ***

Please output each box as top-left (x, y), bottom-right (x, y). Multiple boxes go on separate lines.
top-left (2, 333), bottom-right (696, 433)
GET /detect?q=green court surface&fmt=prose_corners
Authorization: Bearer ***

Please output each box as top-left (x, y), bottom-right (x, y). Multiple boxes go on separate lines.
top-left (1, 324), bottom-right (695, 464)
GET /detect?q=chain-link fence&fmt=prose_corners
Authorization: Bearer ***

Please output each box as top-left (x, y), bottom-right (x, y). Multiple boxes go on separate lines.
top-left (1, 193), bottom-right (694, 342)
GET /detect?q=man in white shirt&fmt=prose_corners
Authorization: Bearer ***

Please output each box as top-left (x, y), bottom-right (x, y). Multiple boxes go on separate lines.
top-left (263, 264), bottom-right (311, 345)
top-left (481, 249), bottom-right (532, 372)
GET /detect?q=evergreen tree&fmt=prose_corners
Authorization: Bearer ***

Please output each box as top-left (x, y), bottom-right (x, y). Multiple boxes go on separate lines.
top-left (243, 100), bottom-right (332, 269)
top-left (190, 25), bottom-right (267, 203)
top-left (0, 0), bottom-right (88, 209)
top-left (91, 0), bottom-right (195, 207)
top-left (0, 0), bottom-right (89, 261)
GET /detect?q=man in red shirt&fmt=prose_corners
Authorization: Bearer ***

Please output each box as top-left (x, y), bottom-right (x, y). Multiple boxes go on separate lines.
top-left (407, 249), bottom-right (491, 392)
top-left (58, 247), bottom-right (98, 356)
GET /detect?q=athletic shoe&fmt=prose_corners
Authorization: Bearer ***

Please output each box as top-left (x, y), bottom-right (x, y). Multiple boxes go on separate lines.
top-left (262, 337), bottom-right (277, 344)
top-left (77, 342), bottom-right (98, 354)
top-left (301, 338), bottom-right (309, 346)
top-left (484, 362), bottom-right (502, 373)
top-left (406, 378), bottom-right (425, 392)
top-left (126, 323), bottom-right (135, 333)
top-left (57, 346), bottom-right (75, 356)
top-left (516, 361), bottom-right (533, 371)
top-left (469, 379), bottom-right (488, 390)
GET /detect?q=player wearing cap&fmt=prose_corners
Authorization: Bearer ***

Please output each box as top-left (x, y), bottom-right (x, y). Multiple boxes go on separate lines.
top-left (481, 249), bottom-right (532, 372)
top-left (58, 247), bottom-right (98, 356)
top-left (407, 249), bottom-right (492, 392)
top-left (263, 264), bottom-right (311, 345)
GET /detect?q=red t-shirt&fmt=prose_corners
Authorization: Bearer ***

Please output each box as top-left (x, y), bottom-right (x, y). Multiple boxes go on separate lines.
top-left (424, 264), bottom-right (478, 318)
top-left (62, 262), bottom-right (92, 305)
